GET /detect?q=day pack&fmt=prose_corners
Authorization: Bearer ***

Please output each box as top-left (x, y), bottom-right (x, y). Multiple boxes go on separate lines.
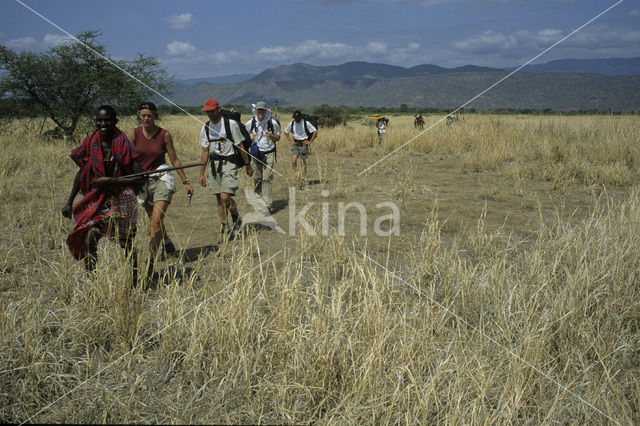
top-left (204, 116), bottom-right (250, 168)
top-left (289, 115), bottom-right (318, 140)
top-left (220, 109), bottom-right (252, 152)
top-left (249, 117), bottom-right (279, 158)
top-left (249, 116), bottom-right (277, 134)
top-left (301, 114), bottom-right (319, 129)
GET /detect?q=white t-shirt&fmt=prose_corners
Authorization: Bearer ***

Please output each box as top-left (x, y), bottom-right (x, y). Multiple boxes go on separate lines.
top-left (377, 121), bottom-right (387, 135)
top-left (200, 119), bottom-right (244, 157)
top-left (245, 117), bottom-right (281, 152)
top-left (285, 120), bottom-right (317, 141)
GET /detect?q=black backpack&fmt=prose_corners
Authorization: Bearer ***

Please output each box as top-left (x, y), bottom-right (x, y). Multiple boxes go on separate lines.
top-left (289, 115), bottom-right (317, 140)
top-left (302, 114), bottom-right (318, 129)
top-left (249, 116), bottom-right (277, 134)
top-left (220, 109), bottom-right (252, 152)
top-left (204, 116), bottom-right (250, 168)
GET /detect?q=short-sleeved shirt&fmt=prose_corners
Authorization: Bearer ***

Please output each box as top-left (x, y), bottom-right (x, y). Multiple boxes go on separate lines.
top-left (285, 120), bottom-right (317, 141)
top-left (200, 119), bottom-right (244, 157)
top-left (245, 117), bottom-right (281, 152)
top-left (133, 126), bottom-right (167, 172)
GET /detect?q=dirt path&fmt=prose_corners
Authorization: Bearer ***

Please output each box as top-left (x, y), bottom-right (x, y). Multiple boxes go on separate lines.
top-left (158, 150), bottom-right (621, 271)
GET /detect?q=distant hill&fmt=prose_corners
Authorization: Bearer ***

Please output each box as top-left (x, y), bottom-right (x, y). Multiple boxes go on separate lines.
top-left (172, 73), bottom-right (254, 85)
top-left (248, 61), bottom-right (503, 83)
top-left (512, 57), bottom-right (640, 76)
top-left (164, 59), bottom-right (640, 111)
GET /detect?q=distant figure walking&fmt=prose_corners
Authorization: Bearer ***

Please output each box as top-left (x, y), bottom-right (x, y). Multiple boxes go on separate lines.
top-left (414, 113), bottom-right (424, 130)
top-left (377, 117), bottom-right (388, 145)
top-left (446, 115), bottom-right (455, 126)
top-left (246, 101), bottom-right (281, 210)
top-left (284, 110), bottom-right (317, 187)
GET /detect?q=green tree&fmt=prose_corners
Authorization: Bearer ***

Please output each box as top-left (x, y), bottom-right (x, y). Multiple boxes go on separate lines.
top-left (0, 30), bottom-right (170, 138)
top-left (313, 104), bottom-right (346, 127)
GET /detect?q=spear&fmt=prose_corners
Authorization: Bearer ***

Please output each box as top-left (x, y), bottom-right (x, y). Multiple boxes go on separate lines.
top-left (118, 162), bottom-right (205, 179)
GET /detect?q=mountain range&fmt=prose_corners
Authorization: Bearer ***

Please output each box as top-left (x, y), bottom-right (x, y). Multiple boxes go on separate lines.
top-left (165, 57), bottom-right (640, 111)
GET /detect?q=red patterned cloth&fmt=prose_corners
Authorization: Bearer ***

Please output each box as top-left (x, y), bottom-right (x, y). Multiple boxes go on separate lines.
top-left (66, 129), bottom-right (139, 260)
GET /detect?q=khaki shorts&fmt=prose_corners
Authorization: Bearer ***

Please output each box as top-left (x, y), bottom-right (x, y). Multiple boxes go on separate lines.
top-left (206, 158), bottom-right (239, 195)
top-left (291, 142), bottom-right (309, 159)
top-left (138, 176), bottom-right (174, 208)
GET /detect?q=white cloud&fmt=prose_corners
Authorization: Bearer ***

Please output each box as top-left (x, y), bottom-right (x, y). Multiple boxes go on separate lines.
top-left (630, 9), bottom-right (640, 17)
top-left (366, 41), bottom-right (388, 54)
top-left (406, 42), bottom-right (421, 52)
top-left (162, 48), bottom-right (242, 78)
top-left (453, 25), bottom-right (640, 62)
top-left (512, 26), bottom-right (640, 51)
top-left (533, 29), bottom-right (563, 45)
top-left (166, 41), bottom-right (197, 56)
top-left (257, 40), bottom-right (352, 61)
top-left (165, 13), bottom-right (196, 30)
top-left (211, 51), bottom-right (236, 64)
top-left (5, 34), bottom-right (74, 50)
top-left (314, 41), bottom-right (352, 59)
top-left (445, 23), bottom-right (640, 69)
top-left (43, 34), bottom-right (75, 47)
top-left (453, 30), bottom-right (519, 54)
top-left (6, 36), bottom-right (40, 49)
top-left (257, 46), bottom-right (290, 58)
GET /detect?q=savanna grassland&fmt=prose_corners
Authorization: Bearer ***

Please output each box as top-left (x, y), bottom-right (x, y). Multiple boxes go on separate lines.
top-left (1, 113), bottom-right (639, 424)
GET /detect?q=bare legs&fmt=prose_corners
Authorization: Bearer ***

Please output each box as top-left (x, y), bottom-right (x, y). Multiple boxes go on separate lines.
top-left (216, 192), bottom-right (240, 241)
top-left (146, 201), bottom-right (169, 257)
top-left (291, 154), bottom-right (307, 187)
top-left (83, 225), bottom-right (138, 285)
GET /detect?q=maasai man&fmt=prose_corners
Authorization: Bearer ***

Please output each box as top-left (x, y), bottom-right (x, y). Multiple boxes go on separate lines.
top-left (62, 105), bottom-right (144, 283)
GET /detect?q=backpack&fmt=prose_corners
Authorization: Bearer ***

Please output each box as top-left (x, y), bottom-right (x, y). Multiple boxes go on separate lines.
top-left (249, 117), bottom-right (279, 158)
top-left (204, 116), bottom-right (250, 168)
top-left (220, 109), bottom-right (252, 153)
top-left (289, 115), bottom-right (317, 140)
top-left (302, 114), bottom-right (319, 129)
top-left (250, 116), bottom-right (276, 134)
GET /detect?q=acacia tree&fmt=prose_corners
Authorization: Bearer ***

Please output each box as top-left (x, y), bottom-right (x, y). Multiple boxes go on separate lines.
top-left (0, 30), bottom-right (170, 138)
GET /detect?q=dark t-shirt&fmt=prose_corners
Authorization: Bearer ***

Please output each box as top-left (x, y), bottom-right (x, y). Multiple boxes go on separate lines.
top-left (133, 126), bottom-right (167, 172)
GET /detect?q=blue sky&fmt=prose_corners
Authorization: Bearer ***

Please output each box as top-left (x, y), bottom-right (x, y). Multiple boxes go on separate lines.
top-left (3, 0), bottom-right (639, 79)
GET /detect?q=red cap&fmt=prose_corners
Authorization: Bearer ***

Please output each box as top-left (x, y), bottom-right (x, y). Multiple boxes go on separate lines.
top-left (201, 98), bottom-right (220, 111)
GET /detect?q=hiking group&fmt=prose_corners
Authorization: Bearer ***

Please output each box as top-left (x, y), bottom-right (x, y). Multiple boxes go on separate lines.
top-left (62, 98), bottom-right (318, 286)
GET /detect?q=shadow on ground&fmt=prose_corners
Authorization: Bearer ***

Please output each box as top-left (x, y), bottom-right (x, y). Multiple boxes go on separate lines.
top-left (178, 245), bottom-right (218, 263)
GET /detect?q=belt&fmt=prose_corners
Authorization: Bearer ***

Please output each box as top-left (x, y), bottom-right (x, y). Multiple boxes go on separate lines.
top-left (210, 154), bottom-right (234, 177)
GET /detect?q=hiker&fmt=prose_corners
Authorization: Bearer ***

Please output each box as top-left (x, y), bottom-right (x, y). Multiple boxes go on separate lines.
top-left (62, 105), bottom-right (144, 282)
top-left (245, 101), bottom-right (281, 210)
top-left (284, 110), bottom-right (317, 184)
top-left (377, 117), bottom-right (388, 144)
top-left (198, 98), bottom-right (253, 242)
top-left (446, 114), bottom-right (455, 126)
top-left (128, 102), bottom-right (194, 275)
top-left (414, 113), bottom-right (424, 129)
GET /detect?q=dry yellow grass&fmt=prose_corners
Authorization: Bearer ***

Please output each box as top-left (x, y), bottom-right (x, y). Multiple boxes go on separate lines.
top-left (1, 113), bottom-right (639, 423)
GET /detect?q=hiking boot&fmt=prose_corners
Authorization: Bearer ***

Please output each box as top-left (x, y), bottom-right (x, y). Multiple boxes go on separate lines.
top-left (218, 223), bottom-right (231, 244)
top-left (163, 238), bottom-right (176, 254)
top-left (231, 219), bottom-right (244, 239)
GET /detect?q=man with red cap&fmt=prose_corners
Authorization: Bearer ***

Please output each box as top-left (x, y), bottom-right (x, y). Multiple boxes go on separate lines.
top-left (198, 98), bottom-right (253, 242)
